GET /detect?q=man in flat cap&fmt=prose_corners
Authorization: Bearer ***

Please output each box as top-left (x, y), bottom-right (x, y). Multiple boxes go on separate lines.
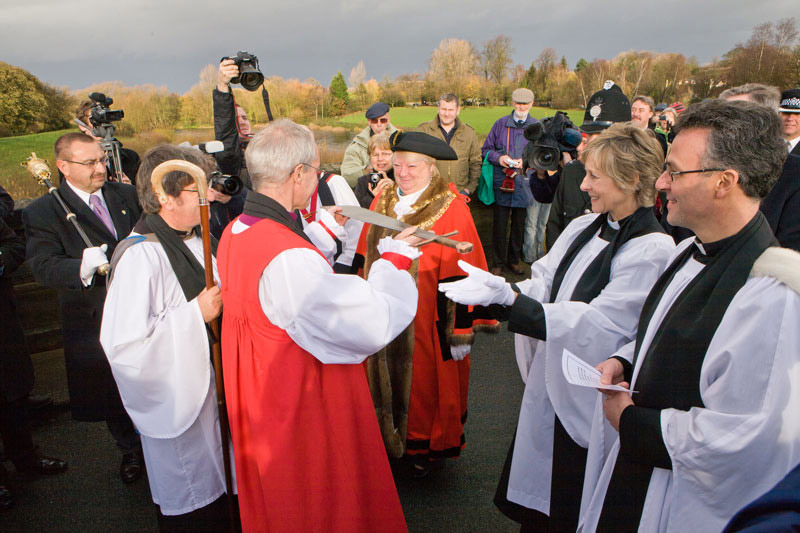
top-left (482, 88), bottom-right (539, 274)
top-left (341, 102), bottom-right (398, 187)
top-left (780, 89), bottom-right (800, 156)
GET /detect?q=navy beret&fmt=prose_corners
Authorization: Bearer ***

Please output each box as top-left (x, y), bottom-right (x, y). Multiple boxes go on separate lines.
top-left (389, 131), bottom-right (458, 160)
top-left (365, 102), bottom-right (390, 119)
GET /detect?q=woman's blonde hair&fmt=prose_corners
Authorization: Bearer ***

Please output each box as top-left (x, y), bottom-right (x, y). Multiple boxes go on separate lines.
top-left (368, 132), bottom-right (392, 155)
top-left (580, 123), bottom-right (664, 207)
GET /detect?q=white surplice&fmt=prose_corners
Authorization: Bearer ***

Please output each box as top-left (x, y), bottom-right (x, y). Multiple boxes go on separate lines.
top-left (100, 233), bottom-right (234, 516)
top-left (229, 219), bottom-right (418, 364)
top-left (579, 238), bottom-right (800, 532)
top-left (506, 213), bottom-right (675, 514)
top-left (300, 173), bottom-right (364, 270)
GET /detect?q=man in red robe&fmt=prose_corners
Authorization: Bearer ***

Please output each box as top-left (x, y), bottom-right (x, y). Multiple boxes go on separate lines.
top-left (218, 118), bottom-right (420, 532)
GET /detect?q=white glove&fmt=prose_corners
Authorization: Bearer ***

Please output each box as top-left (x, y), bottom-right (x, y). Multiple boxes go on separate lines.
top-left (438, 260), bottom-right (516, 306)
top-left (450, 344), bottom-right (471, 361)
top-left (80, 244), bottom-right (108, 286)
top-left (377, 236), bottom-right (422, 261)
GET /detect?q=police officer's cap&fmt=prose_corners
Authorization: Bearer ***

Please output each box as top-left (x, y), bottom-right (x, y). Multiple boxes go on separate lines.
top-left (581, 81), bottom-right (631, 133)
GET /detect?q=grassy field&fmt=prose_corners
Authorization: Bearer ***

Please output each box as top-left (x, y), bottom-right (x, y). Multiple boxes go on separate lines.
top-left (339, 105), bottom-right (585, 135)
top-left (0, 129), bottom-right (73, 202)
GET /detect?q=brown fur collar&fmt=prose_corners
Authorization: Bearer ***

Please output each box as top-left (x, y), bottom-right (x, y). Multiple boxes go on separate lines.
top-left (363, 173), bottom-right (456, 276)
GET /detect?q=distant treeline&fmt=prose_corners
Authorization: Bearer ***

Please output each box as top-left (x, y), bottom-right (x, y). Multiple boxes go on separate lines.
top-left (1, 17), bottom-right (798, 138)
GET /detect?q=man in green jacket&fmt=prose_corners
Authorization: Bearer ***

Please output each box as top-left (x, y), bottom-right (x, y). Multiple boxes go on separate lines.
top-left (416, 94), bottom-right (482, 196)
top-left (340, 102), bottom-right (398, 187)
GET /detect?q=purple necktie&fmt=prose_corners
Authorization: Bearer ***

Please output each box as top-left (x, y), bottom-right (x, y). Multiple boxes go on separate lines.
top-left (89, 194), bottom-right (117, 238)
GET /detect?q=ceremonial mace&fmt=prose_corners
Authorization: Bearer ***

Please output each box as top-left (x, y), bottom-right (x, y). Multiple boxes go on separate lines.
top-left (22, 153), bottom-right (110, 275)
top-left (150, 160), bottom-right (235, 528)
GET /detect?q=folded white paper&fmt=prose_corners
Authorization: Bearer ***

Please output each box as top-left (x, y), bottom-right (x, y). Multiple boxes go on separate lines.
top-left (561, 349), bottom-right (636, 393)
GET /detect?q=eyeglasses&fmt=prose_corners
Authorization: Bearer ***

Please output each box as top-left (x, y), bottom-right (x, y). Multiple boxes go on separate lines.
top-left (665, 168), bottom-right (726, 181)
top-left (62, 156), bottom-right (109, 167)
top-left (182, 188), bottom-right (199, 193)
top-left (368, 118), bottom-right (389, 124)
top-left (303, 163), bottom-right (323, 174)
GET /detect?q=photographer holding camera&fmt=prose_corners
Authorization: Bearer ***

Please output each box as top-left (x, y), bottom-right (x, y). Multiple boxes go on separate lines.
top-left (75, 99), bottom-right (140, 185)
top-left (210, 55), bottom-right (264, 238)
top-left (353, 133), bottom-right (394, 208)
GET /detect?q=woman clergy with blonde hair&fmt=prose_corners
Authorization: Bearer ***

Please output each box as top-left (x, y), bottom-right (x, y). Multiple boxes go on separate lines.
top-left (440, 123), bottom-right (676, 530)
top-left (356, 131), bottom-right (497, 477)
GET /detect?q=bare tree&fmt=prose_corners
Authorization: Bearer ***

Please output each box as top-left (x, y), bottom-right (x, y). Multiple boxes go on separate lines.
top-left (427, 38), bottom-right (480, 96)
top-left (482, 35), bottom-right (514, 84)
top-left (348, 60), bottom-right (366, 89)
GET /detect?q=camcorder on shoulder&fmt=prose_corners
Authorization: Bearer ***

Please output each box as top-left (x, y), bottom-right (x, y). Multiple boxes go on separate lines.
top-left (89, 92), bottom-right (124, 125)
top-left (522, 111), bottom-right (583, 172)
top-left (222, 51), bottom-right (264, 91)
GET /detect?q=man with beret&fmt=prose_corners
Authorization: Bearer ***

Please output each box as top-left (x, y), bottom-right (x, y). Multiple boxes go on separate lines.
top-left (416, 93), bottom-right (482, 196)
top-left (482, 88), bottom-right (538, 274)
top-left (780, 89), bottom-right (800, 156)
top-left (341, 102), bottom-right (398, 187)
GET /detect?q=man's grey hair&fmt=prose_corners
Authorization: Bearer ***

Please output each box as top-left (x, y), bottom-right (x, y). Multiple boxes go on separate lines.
top-left (438, 93), bottom-right (459, 105)
top-left (632, 95), bottom-right (655, 112)
top-left (675, 99), bottom-right (787, 200)
top-left (245, 118), bottom-right (317, 189)
top-left (719, 83), bottom-right (781, 109)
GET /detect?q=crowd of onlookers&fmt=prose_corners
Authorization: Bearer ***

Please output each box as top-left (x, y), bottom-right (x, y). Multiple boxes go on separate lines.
top-left (2, 65), bottom-right (800, 531)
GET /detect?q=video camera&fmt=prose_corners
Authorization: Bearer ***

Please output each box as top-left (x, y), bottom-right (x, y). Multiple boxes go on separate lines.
top-left (222, 51), bottom-right (264, 91)
top-left (522, 112), bottom-right (583, 172)
top-left (88, 92), bottom-right (124, 126)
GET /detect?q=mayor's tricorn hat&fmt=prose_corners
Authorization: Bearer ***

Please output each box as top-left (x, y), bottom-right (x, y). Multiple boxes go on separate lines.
top-left (389, 131), bottom-right (458, 160)
top-left (581, 80), bottom-right (631, 133)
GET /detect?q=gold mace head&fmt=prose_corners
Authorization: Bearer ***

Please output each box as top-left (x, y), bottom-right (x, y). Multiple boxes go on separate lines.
top-left (21, 152), bottom-right (52, 184)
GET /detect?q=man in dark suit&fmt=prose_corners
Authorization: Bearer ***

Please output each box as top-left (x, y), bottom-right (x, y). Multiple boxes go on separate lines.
top-left (22, 132), bottom-right (144, 484)
top-left (779, 88), bottom-right (800, 156)
top-left (1, 217), bottom-right (68, 509)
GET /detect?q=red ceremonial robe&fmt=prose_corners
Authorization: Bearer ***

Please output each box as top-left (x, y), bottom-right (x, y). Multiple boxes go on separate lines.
top-left (357, 177), bottom-right (497, 459)
top-left (219, 214), bottom-right (406, 532)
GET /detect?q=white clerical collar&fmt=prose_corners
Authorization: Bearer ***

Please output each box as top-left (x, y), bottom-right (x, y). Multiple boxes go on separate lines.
top-left (65, 179), bottom-right (106, 208)
top-left (393, 183), bottom-right (429, 217)
top-left (694, 240), bottom-right (707, 255)
top-left (605, 215), bottom-right (621, 230)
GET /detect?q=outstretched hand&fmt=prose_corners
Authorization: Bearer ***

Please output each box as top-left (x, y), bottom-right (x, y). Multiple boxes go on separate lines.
top-left (438, 260), bottom-right (516, 306)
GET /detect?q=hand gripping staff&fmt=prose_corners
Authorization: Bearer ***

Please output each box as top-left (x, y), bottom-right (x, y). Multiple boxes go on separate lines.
top-left (22, 153), bottom-right (111, 275)
top-left (150, 160), bottom-right (236, 530)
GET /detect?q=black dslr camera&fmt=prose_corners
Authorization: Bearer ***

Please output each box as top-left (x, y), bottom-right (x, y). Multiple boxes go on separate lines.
top-left (222, 51), bottom-right (264, 91)
top-left (522, 111), bottom-right (583, 172)
top-left (208, 171), bottom-right (243, 196)
top-left (88, 92), bottom-right (124, 125)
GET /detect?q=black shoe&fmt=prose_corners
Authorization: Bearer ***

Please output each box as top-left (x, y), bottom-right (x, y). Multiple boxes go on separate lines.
top-left (0, 484), bottom-right (13, 510)
top-left (25, 393), bottom-right (54, 411)
top-left (16, 454), bottom-right (68, 475)
top-left (120, 450), bottom-right (143, 484)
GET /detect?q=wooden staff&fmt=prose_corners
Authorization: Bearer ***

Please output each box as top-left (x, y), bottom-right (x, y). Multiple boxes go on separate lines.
top-left (150, 160), bottom-right (235, 528)
top-left (21, 152), bottom-right (110, 275)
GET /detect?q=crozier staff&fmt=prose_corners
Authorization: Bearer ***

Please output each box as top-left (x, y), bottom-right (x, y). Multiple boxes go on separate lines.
top-left (441, 123), bottom-right (674, 530)
top-left (357, 131), bottom-right (497, 477)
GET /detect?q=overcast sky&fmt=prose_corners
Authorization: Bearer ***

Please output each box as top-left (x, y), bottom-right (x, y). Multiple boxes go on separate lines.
top-left (1, 0), bottom-right (795, 94)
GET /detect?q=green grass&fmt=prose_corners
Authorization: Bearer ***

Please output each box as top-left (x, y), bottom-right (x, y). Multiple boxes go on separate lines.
top-left (339, 106), bottom-right (585, 135)
top-left (0, 129), bottom-right (74, 203)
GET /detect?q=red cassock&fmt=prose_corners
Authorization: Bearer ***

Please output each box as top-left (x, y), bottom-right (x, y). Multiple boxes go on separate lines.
top-left (218, 217), bottom-right (407, 533)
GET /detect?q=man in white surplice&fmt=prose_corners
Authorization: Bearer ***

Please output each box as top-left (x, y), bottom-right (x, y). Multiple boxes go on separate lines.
top-left (579, 99), bottom-right (800, 532)
top-left (100, 145), bottom-right (237, 529)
